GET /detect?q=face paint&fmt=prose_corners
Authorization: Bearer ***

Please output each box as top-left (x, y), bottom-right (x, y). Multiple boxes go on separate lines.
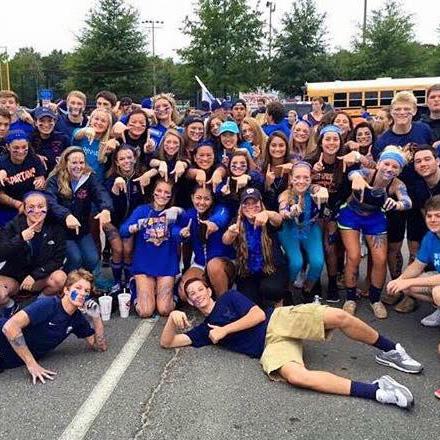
top-left (70, 289), bottom-right (90, 302)
top-left (25, 208), bottom-right (47, 215)
top-left (230, 162), bottom-right (247, 173)
top-left (68, 106), bottom-right (83, 117)
top-left (381, 170), bottom-right (398, 180)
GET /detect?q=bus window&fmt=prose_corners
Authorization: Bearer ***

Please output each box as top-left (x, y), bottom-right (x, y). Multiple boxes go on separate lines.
top-left (334, 92), bottom-right (347, 108)
top-left (413, 90), bottom-right (426, 104)
top-left (380, 91), bottom-right (393, 105)
top-left (365, 91), bottom-right (378, 107)
top-left (349, 92), bottom-right (362, 107)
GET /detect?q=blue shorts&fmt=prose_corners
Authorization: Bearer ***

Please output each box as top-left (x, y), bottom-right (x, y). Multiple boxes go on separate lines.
top-left (337, 205), bottom-right (387, 236)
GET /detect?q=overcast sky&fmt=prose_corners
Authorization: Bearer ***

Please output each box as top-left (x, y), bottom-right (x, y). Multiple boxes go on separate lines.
top-left (1, 0), bottom-right (439, 59)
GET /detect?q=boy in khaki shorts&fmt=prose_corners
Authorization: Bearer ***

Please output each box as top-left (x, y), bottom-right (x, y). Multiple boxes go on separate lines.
top-left (160, 278), bottom-right (422, 409)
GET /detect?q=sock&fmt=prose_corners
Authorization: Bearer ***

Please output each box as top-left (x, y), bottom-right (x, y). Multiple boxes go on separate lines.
top-left (346, 287), bottom-right (357, 301)
top-left (328, 275), bottom-right (337, 293)
top-left (373, 334), bottom-right (396, 352)
top-left (350, 381), bottom-right (379, 400)
top-left (111, 260), bottom-right (123, 284)
top-left (123, 263), bottom-right (132, 283)
top-left (369, 285), bottom-right (382, 303)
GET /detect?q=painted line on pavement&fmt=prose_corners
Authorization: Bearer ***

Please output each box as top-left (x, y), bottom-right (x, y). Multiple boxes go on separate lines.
top-left (58, 319), bottom-right (157, 440)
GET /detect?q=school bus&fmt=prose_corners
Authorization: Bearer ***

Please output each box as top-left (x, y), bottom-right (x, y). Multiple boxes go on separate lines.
top-left (304, 76), bottom-right (440, 117)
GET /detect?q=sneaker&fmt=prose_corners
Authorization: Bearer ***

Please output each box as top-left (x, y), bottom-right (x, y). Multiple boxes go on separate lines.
top-left (382, 292), bottom-right (401, 305)
top-left (434, 388), bottom-right (440, 399)
top-left (110, 283), bottom-right (122, 295)
top-left (375, 343), bottom-right (423, 374)
top-left (374, 375), bottom-right (414, 409)
top-left (394, 296), bottom-right (416, 313)
top-left (312, 295), bottom-right (322, 305)
top-left (370, 301), bottom-right (388, 319)
top-left (343, 300), bottom-right (357, 315)
top-left (421, 308), bottom-right (440, 327)
top-left (293, 270), bottom-right (306, 289)
top-left (326, 290), bottom-right (340, 303)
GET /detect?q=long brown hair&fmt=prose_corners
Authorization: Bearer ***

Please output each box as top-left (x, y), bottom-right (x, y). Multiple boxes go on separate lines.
top-left (157, 129), bottom-right (185, 161)
top-left (261, 131), bottom-right (291, 174)
top-left (106, 144), bottom-right (144, 178)
top-left (47, 147), bottom-right (93, 198)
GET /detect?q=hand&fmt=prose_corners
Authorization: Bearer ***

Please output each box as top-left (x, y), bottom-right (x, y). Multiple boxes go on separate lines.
top-left (143, 131), bottom-right (155, 154)
top-left (221, 151), bottom-right (229, 167)
top-left (158, 161), bottom-right (168, 181)
top-left (160, 207), bottom-right (184, 224)
top-left (66, 214), bottom-right (81, 235)
top-left (112, 122), bottom-right (127, 143)
top-left (129, 224), bottom-right (139, 234)
top-left (180, 218), bottom-right (192, 238)
top-left (16, 201), bottom-right (25, 214)
top-left (265, 164), bottom-right (275, 187)
top-left (20, 275), bottom-right (35, 291)
top-left (83, 127), bottom-right (96, 144)
top-left (26, 362), bottom-right (57, 385)
top-left (0, 169), bottom-right (7, 185)
top-left (289, 194), bottom-right (304, 217)
top-left (232, 174), bottom-right (251, 192)
top-left (276, 163), bottom-right (294, 175)
top-left (82, 299), bottom-right (101, 319)
top-left (195, 169), bottom-right (207, 188)
top-left (37, 155), bottom-right (48, 171)
top-left (351, 173), bottom-right (372, 203)
top-left (207, 169), bottom-right (223, 193)
top-left (170, 161), bottom-right (186, 182)
top-left (170, 310), bottom-right (191, 330)
top-left (387, 279), bottom-right (411, 295)
top-left (208, 323), bottom-right (228, 344)
top-left (21, 217), bottom-right (44, 241)
top-left (254, 210), bottom-right (269, 229)
top-left (337, 151), bottom-right (360, 172)
top-left (112, 176), bottom-right (127, 195)
top-left (383, 197), bottom-right (399, 211)
top-left (311, 186), bottom-right (328, 209)
top-left (199, 219), bottom-right (218, 239)
top-left (313, 153), bottom-right (324, 173)
top-left (33, 176), bottom-right (45, 190)
top-left (103, 138), bottom-right (120, 154)
top-left (133, 171), bottom-right (153, 194)
top-left (345, 140), bottom-right (360, 151)
top-left (221, 177), bottom-right (231, 195)
top-left (253, 144), bottom-right (261, 159)
top-left (94, 209), bottom-right (111, 230)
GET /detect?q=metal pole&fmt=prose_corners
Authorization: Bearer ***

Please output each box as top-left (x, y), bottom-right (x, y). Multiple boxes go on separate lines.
top-left (362, 0), bottom-right (368, 45)
top-left (266, 1), bottom-right (276, 61)
top-left (142, 20), bottom-right (163, 96)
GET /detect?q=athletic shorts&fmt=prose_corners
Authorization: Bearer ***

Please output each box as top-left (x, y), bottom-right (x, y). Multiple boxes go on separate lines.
top-left (260, 304), bottom-right (329, 380)
top-left (386, 210), bottom-right (407, 243)
top-left (337, 205), bottom-right (387, 236)
top-left (406, 209), bottom-right (427, 243)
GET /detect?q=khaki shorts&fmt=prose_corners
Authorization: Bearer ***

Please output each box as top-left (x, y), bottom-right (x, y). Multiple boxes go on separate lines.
top-left (260, 304), bottom-right (329, 380)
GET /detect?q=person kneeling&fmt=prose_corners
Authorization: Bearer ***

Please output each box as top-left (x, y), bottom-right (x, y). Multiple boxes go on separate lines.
top-left (161, 278), bottom-right (422, 409)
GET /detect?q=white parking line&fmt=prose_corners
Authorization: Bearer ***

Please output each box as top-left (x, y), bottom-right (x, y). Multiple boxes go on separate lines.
top-left (58, 319), bottom-right (157, 440)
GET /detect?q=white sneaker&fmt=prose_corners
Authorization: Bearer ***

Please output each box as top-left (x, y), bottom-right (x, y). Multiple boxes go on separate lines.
top-left (293, 270), bottom-right (306, 288)
top-left (375, 343), bottom-right (423, 374)
top-left (420, 308), bottom-right (440, 327)
top-left (374, 375), bottom-right (414, 409)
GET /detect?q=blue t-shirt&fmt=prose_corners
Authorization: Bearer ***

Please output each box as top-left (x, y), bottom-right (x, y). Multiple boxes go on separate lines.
top-left (0, 296), bottom-right (94, 369)
top-left (186, 290), bottom-right (272, 358)
top-left (262, 120), bottom-right (291, 139)
top-left (244, 220), bottom-right (265, 273)
top-left (416, 231), bottom-right (440, 271)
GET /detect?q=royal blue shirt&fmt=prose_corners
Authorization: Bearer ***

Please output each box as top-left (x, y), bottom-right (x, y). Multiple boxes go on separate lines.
top-left (0, 296), bottom-right (94, 369)
top-left (10, 119), bottom-right (34, 137)
top-left (416, 231), bottom-right (440, 271)
top-left (186, 290), bottom-right (272, 358)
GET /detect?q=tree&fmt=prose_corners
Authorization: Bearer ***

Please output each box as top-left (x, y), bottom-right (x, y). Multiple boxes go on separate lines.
top-left (65, 0), bottom-right (149, 100)
top-left (178, 0), bottom-right (265, 97)
top-left (41, 50), bottom-right (69, 99)
top-left (270, 0), bottom-right (331, 96)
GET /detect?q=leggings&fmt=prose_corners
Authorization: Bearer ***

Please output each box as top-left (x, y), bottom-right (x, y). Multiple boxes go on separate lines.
top-left (278, 222), bottom-right (324, 283)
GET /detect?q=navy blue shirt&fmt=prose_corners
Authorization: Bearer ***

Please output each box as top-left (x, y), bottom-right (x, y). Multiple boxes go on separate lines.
top-left (55, 113), bottom-right (87, 139)
top-left (187, 290), bottom-right (272, 358)
top-left (0, 296), bottom-right (94, 369)
top-left (30, 130), bottom-right (70, 174)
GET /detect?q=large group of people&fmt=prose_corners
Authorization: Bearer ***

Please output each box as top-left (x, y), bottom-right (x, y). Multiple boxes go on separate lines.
top-left (1, 85), bottom-right (440, 405)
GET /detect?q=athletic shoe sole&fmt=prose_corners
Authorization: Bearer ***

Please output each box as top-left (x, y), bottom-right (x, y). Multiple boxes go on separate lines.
top-left (378, 375), bottom-right (414, 408)
top-left (375, 355), bottom-right (423, 374)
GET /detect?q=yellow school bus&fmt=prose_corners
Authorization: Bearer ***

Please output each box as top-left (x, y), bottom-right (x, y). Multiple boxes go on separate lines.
top-left (305, 76), bottom-right (440, 117)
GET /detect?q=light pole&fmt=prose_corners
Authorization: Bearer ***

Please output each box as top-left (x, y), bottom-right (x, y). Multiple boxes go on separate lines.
top-left (142, 19), bottom-right (164, 96)
top-left (266, 1), bottom-right (276, 61)
top-left (362, 0), bottom-right (368, 45)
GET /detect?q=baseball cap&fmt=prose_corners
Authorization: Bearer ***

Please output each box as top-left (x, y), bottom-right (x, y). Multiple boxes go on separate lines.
top-left (218, 121), bottom-right (239, 135)
top-left (240, 187), bottom-right (262, 203)
top-left (34, 106), bottom-right (57, 120)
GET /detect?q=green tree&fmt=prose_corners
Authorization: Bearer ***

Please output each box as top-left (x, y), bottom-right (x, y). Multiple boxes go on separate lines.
top-left (178, 0), bottom-right (265, 97)
top-left (9, 47), bottom-right (44, 106)
top-left (41, 50), bottom-right (69, 99)
top-left (65, 0), bottom-right (149, 100)
top-left (270, 0), bottom-right (330, 96)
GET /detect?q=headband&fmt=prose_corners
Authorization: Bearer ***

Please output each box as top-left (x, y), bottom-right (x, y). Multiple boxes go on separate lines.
top-left (319, 124), bottom-right (342, 136)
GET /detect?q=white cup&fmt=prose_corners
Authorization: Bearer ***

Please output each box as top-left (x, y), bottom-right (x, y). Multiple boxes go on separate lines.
top-left (98, 295), bottom-right (112, 321)
top-left (118, 293), bottom-right (131, 318)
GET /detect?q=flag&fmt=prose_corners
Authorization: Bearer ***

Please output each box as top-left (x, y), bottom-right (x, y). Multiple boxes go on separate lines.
top-left (195, 75), bottom-right (220, 106)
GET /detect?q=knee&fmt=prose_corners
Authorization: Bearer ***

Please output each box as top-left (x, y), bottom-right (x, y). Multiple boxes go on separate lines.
top-left (284, 366), bottom-right (312, 387)
top-left (330, 308), bottom-right (353, 327)
top-left (206, 259), bottom-right (223, 276)
top-left (66, 253), bottom-right (82, 271)
top-left (157, 301), bottom-right (175, 316)
top-left (50, 270), bottom-right (67, 289)
top-left (345, 252), bottom-right (361, 268)
top-left (136, 304), bottom-right (154, 319)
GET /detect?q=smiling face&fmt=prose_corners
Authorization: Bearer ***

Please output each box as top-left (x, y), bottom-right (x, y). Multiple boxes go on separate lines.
top-left (230, 154), bottom-right (248, 177)
top-left (90, 110), bottom-right (110, 135)
top-left (414, 150), bottom-right (439, 178)
top-left (377, 158), bottom-right (401, 180)
top-left (209, 117), bottom-right (222, 137)
top-left (187, 122), bottom-right (204, 143)
top-left (67, 151), bottom-right (86, 180)
top-left (36, 116), bottom-right (56, 136)
top-left (0, 97), bottom-right (18, 115)
top-left (268, 135), bottom-right (287, 160)
top-left (355, 126), bottom-right (373, 147)
top-left (185, 279), bottom-right (212, 309)
top-left (291, 165), bottom-right (311, 194)
top-left (194, 145), bottom-right (215, 170)
top-left (391, 102), bottom-right (415, 126)
top-left (321, 132), bottom-right (341, 156)
top-left (153, 181), bottom-right (172, 209)
top-left (8, 139), bottom-right (29, 164)
top-left (67, 95), bottom-right (85, 117)
top-left (64, 278), bottom-right (92, 308)
top-left (24, 193), bottom-right (47, 225)
top-left (220, 132), bottom-right (238, 150)
top-left (241, 122), bottom-right (254, 143)
top-left (333, 114), bottom-right (351, 135)
top-left (154, 98), bottom-right (172, 122)
top-left (191, 187), bottom-right (213, 214)
top-left (292, 121), bottom-right (310, 144)
top-left (116, 148), bottom-right (136, 175)
top-left (241, 197), bottom-right (262, 220)
top-left (163, 133), bottom-right (181, 157)
top-left (127, 113), bottom-right (147, 137)
top-left (425, 209), bottom-right (440, 234)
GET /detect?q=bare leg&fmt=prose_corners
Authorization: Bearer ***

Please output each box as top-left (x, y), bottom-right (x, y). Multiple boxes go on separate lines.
top-left (178, 267), bottom-right (205, 303)
top-left (365, 235), bottom-right (387, 289)
top-left (279, 362), bottom-right (351, 395)
top-left (387, 241), bottom-right (403, 279)
top-left (156, 276), bottom-right (175, 316)
top-left (0, 276), bottom-right (19, 306)
top-left (135, 275), bottom-right (156, 318)
top-left (407, 240), bottom-right (419, 264)
top-left (323, 221), bottom-right (339, 278)
top-left (206, 258), bottom-right (234, 296)
top-left (36, 270), bottom-right (67, 295)
top-left (340, 229), bottom-right (361, 289)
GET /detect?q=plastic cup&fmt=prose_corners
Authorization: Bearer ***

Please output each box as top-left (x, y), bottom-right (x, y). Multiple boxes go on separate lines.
top-left (98, 295), bottom-right (112, 321)
top-left (118, 293), bottom-right (131, 318)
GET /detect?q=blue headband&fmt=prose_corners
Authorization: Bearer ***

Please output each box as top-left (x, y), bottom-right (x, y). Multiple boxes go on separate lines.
top-left (379, 150), bottom-right (407, 168)
top-left (319, 124), bottom-right (342, 136)
top-left (5, 129), bottom-right (28, 144)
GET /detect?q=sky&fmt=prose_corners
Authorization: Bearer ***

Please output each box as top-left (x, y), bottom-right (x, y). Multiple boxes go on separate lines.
top-left (1, 0), bottom-right (439, 59)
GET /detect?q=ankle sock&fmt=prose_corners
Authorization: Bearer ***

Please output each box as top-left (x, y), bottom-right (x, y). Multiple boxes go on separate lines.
top-left (373, 334), bottom-right (396, 352)
top-left (346, 287), bottom-right (357, 301)
top-left (350, 381), bottom-right (379, 400)
top-left (111, 260), bottom-right (123, 284)
top-left (369, 285), bottom-right (382, 303)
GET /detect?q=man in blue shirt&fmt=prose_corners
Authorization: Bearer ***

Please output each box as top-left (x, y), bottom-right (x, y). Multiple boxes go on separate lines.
top-left (0, 269), bottom-right (107, 383)
top-left (161, 278), bottom-right (422, 409)
top-left (262, 101), bottom-right (291, 139)
top-left (54, 90), bottom-right (88, 139)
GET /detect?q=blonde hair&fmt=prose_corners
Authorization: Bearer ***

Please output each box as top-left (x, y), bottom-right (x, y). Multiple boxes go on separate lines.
top-left (241, 117), bottom-right (267, 158)
top-left (153, 93), bottom-right (180, 124)
top-left (67, 90), bottom-right (87, 104)
top-left (48, 147), bottom-right (93, 198)
top-left (65, 269), bottom-right (95, 294)
top-left (0, 90), bottom-right (19, 103)
top-left (87, 108), bottom-right (113, 163)
top-left (391, 91), bottom-right (417, 110)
